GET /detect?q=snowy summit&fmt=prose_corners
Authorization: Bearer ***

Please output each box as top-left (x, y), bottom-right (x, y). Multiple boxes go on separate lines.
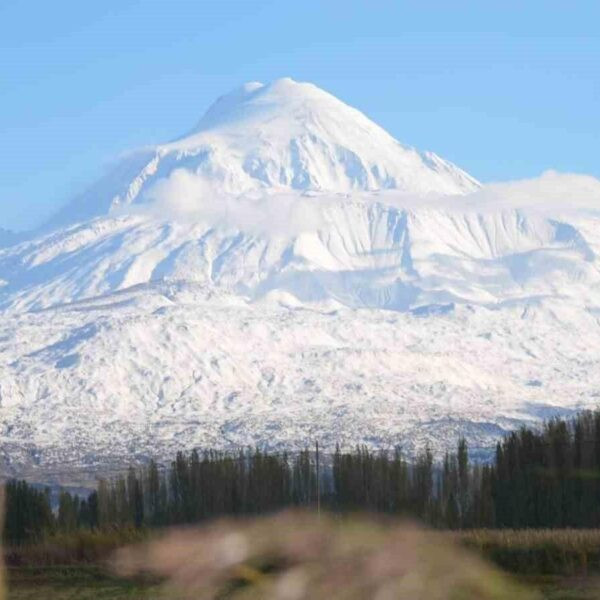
top-left (53, 77), bottom-right (479, 227)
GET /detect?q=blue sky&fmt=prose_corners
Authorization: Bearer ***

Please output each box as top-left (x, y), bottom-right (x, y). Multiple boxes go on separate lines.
top-left (1, 0), bottom-right (598, 231)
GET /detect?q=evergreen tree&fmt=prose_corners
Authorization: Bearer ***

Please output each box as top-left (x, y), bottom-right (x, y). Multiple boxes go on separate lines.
top-left (57, 491), bottom-right (79, 532)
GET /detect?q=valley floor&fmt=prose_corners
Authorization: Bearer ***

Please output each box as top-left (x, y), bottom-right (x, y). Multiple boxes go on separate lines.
top-left (6, 567), bottom-right (600, 599)
top-left (8, 527), bottom-right (600, 600)
top-left (6, 567), bottom-right (163, 599)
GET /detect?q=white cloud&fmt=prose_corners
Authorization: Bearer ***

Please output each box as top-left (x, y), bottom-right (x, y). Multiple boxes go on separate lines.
top-left (467, 171), bottom-right (600, 212)
top-left (123, 168), bottom-right (600, 238)
top-left (128, 168), bottom-right (329, 236)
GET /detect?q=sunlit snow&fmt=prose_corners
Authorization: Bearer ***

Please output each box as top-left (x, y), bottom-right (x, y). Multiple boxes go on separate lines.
top-left (1, 79), bottom-right (599, 480)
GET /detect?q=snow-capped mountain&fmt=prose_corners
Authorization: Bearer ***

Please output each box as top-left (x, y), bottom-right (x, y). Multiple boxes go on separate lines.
top-left (1, 78), bottom-right (599, 482)
top-left (48, 77), bottom-right (478, 229)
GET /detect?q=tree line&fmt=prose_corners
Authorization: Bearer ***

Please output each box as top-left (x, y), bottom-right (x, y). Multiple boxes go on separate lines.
top-left (5, 410), bottom-right (600, 544)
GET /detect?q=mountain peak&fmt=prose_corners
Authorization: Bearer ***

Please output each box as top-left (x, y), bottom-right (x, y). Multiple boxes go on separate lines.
top-left (192, 77), bottom-right (348, 133)
top-left (47, 78), bottom-right (479, 229)
top-left (165, 77), bottom-right (480, 197)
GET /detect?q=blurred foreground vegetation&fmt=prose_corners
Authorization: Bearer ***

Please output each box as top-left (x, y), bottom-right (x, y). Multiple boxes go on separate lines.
top-left (8, 525), bottom-right (600, 579)
top-left (4, 519), bottom-right (600, 598)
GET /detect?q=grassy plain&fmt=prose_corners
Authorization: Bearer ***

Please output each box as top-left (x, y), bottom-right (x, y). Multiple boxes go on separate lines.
top-left (6, 526), bottom-right (600, 599)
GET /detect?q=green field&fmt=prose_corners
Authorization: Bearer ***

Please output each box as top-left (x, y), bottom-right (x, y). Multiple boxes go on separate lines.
top-left (6, 567), bottom-right (600, 599)
top-left (522, 576), bottom-right (600, 600)
top-left (6, 567), bottom-right (164, 599)
top-left (7, 525), bottom-right (600, 599)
